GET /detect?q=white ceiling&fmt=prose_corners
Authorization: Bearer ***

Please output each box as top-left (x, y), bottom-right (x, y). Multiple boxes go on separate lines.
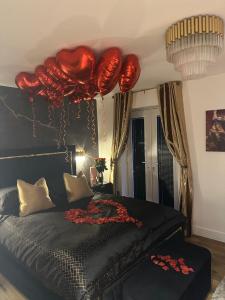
top-left (1, 0), bottom-right (225, 90)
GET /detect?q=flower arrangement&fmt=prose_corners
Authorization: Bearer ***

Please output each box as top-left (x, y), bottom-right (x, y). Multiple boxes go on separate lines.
top-left (94, 158), bottom-right (108, 173)
top-left (94, 158), bottom-right (108, 184)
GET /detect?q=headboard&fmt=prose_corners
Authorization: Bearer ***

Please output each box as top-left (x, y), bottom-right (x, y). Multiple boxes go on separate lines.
top-left (0, 145), bottom-right (76, 205)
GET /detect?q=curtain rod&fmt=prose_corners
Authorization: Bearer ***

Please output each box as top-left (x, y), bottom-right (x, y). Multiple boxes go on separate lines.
top-left (111, 86), bottom-right (157, 98)
top-left (132, 86), bottom-right (157, 94)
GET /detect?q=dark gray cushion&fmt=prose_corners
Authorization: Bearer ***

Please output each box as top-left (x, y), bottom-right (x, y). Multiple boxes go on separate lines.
top-left (0, 186), bottom-right (19, 216)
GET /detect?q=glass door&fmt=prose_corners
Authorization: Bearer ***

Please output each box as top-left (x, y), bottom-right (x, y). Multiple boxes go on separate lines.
top-left (129, 108), bottom-right (178, 207)
top-left (132, 118), bottom-right (146, 200)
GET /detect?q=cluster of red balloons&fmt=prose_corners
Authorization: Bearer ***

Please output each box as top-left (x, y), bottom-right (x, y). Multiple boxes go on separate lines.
top-left (15, 46), bottom-right (141, 108)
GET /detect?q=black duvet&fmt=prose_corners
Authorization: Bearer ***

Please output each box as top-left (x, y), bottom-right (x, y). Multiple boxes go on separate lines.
top-left (0, 194), bottom-right (185, 300)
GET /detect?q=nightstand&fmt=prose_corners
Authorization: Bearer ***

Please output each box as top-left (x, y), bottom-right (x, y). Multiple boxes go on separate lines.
top-left (92, 183), bottom-right (113, 194)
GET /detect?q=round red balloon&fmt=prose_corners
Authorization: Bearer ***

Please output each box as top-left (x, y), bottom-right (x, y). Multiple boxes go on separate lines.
top-left (56, 46), bottom-right (96, 84)
top-left (119, 54), bottom-right (140, 93)
top-left (97, 47), bottom-right (122, 96)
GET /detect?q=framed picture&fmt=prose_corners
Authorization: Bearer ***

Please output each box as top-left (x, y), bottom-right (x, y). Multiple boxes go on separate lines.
top-left (206, 109), bottom-right (225, 151)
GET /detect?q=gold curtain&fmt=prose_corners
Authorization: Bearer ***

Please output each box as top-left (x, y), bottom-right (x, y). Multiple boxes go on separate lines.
top-left (110, 92), bottom-right (133, 194)
top-left (158, 81), bottom-right (193, 236)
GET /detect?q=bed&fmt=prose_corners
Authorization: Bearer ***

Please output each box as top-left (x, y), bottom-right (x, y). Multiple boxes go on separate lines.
top-left (0, 146), bottom-right (185, 300)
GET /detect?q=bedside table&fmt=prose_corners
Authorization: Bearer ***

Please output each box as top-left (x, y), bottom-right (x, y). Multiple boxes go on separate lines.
top-left (92, 183), bottom-right (113, 194)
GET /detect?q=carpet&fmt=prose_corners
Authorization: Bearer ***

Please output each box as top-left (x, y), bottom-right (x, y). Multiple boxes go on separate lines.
top-left (212, 277), bottom-right (225, 299)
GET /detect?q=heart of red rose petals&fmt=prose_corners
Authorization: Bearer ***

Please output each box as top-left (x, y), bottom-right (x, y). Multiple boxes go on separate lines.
top-left (65, 199), bottom-right (143, 228)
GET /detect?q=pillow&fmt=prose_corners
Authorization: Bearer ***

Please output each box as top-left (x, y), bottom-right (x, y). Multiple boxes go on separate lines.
top-left (17, 178), bottom-right (55, 217)
top-left (63, 172), bottom-right (94, 203)
top-left (0, 186), bottom-right (19, 216)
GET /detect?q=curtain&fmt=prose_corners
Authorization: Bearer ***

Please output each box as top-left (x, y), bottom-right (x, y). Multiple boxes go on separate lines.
top-left (110, 92), bottom-right (133, 194)
top-left (158, 81), bottom-right (193, 236)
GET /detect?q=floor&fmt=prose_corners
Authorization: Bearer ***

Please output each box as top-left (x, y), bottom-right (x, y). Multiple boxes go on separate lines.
top-left (0, 235), bottom-right (224, 300)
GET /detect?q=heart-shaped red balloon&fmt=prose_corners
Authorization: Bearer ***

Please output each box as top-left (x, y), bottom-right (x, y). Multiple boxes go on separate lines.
top-left (35, 65), bottom-right (66, 98)
top-left (97, 47), bottom-right (122, 96)
top-left (119, 54), bottom-right (141, 93)
top-left (56, 46), bottom-right (96, 84)
top-left (44, 57), bottom-right (75, 83)
top-left (64, 199), bottom-right (143, 227)
top-left (15, 72), bottom-right (41, 91)
top-left (83, 79), bottom-right (99, 99)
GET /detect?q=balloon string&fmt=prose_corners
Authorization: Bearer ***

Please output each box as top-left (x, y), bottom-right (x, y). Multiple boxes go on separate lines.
top-left (52, 105), bottom-right (56, 126)
top-left (90, 100), bottom-right (97, 150)
top-left (72, 104), bottom-right (75, 120)
top-left (31, 101), bottom-right (37, 138)
top-left (57, 109), bottom-right (63, 149)
top-left (101, 96), bottom-right (107, 143)
top-left (86, 101), bottom-right (91, 131)
top-left (48, 103), bottom-right (53, 126)
top-left (61, 101), bottom-right (69, 163)
top-left (75, 103), bottom-right (81, 119)
top-left (76, 103), bottom-right (81, 119)
top-left (66, 101), bottom-right (71, 127)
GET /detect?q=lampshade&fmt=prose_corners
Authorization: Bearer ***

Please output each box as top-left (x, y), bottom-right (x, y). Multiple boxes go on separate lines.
top-left (165, 15), bottom-right (224, 80)
top-left (75, 149), bottom-right (86, 163)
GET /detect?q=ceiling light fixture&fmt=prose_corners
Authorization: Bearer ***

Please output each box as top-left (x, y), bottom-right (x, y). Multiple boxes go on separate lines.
top-left (165, 15), bottom-right (224, 80)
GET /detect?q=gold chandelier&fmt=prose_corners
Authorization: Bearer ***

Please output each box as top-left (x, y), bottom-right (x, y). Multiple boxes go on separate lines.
top-left (165, 15), bottom-right (224, 80)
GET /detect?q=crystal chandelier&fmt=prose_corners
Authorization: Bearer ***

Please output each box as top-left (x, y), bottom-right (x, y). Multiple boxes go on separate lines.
top-left (166, 15), bottom-right (224, 80)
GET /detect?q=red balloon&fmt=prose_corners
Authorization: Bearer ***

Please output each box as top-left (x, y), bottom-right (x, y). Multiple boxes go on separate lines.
top-left (119, 54), bottom-right (141, 93)
top-left (44, 57), bottom-right (74, 83)
top-left (83, 79), bottom-right (98, 99)
top-left (97, 47), bottom-right (122, 96)
top-left (73, 84), bottom-right (87, 100)
top-left (35, 65), bottom-right (65, 98)
top-left (44, 57), bottom-right (78, 97)
top-left (56, 46), bottom-right (96, 83)
top-left (37, 88), bottom-right (47, 97)
top-left (68, 80), bottom-right (96, 103)
top-left (39, 89), bottom-right (62, 108)
top-left (15, 72), bottom-right (41, 91)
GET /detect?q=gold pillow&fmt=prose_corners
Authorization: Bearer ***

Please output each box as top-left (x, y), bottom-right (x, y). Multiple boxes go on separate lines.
top-left (17, 178), bottom-right (55, 217)
top-left (63, 172), bottom-right (94, 203)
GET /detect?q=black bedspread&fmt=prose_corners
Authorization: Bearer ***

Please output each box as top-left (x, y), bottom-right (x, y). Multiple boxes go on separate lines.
top-left (0, 194), bottom-right (185, 300)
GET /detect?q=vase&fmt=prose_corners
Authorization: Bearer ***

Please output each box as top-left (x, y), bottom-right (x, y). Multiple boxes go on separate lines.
top-left (97, 172), bottom-right (104, 185)
top-left (90, 166), bottom-right (97, 187)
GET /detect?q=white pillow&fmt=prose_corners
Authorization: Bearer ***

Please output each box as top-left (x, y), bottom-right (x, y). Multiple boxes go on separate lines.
top-left (17, 178), bottom-right (55, 217)
top-left (63, 172), bottom-right (94, 203)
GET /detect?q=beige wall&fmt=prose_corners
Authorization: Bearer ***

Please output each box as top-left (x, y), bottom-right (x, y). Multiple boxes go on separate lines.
top-left (97, 75), bottom-right (225, 242)
top-left (183, 74), bottom-right (225, 243)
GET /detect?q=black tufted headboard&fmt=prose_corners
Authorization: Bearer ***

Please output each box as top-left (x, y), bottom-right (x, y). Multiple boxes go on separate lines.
top-left (0, 145), bottom-right (76, 205)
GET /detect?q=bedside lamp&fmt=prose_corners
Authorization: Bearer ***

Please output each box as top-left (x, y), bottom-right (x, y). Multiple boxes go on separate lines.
top-left (75, 149), bottom-right (86, 164)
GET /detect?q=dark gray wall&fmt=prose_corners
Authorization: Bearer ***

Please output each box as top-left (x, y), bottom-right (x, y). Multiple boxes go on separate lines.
top-left (0, 85), bottom-right (98, 176)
